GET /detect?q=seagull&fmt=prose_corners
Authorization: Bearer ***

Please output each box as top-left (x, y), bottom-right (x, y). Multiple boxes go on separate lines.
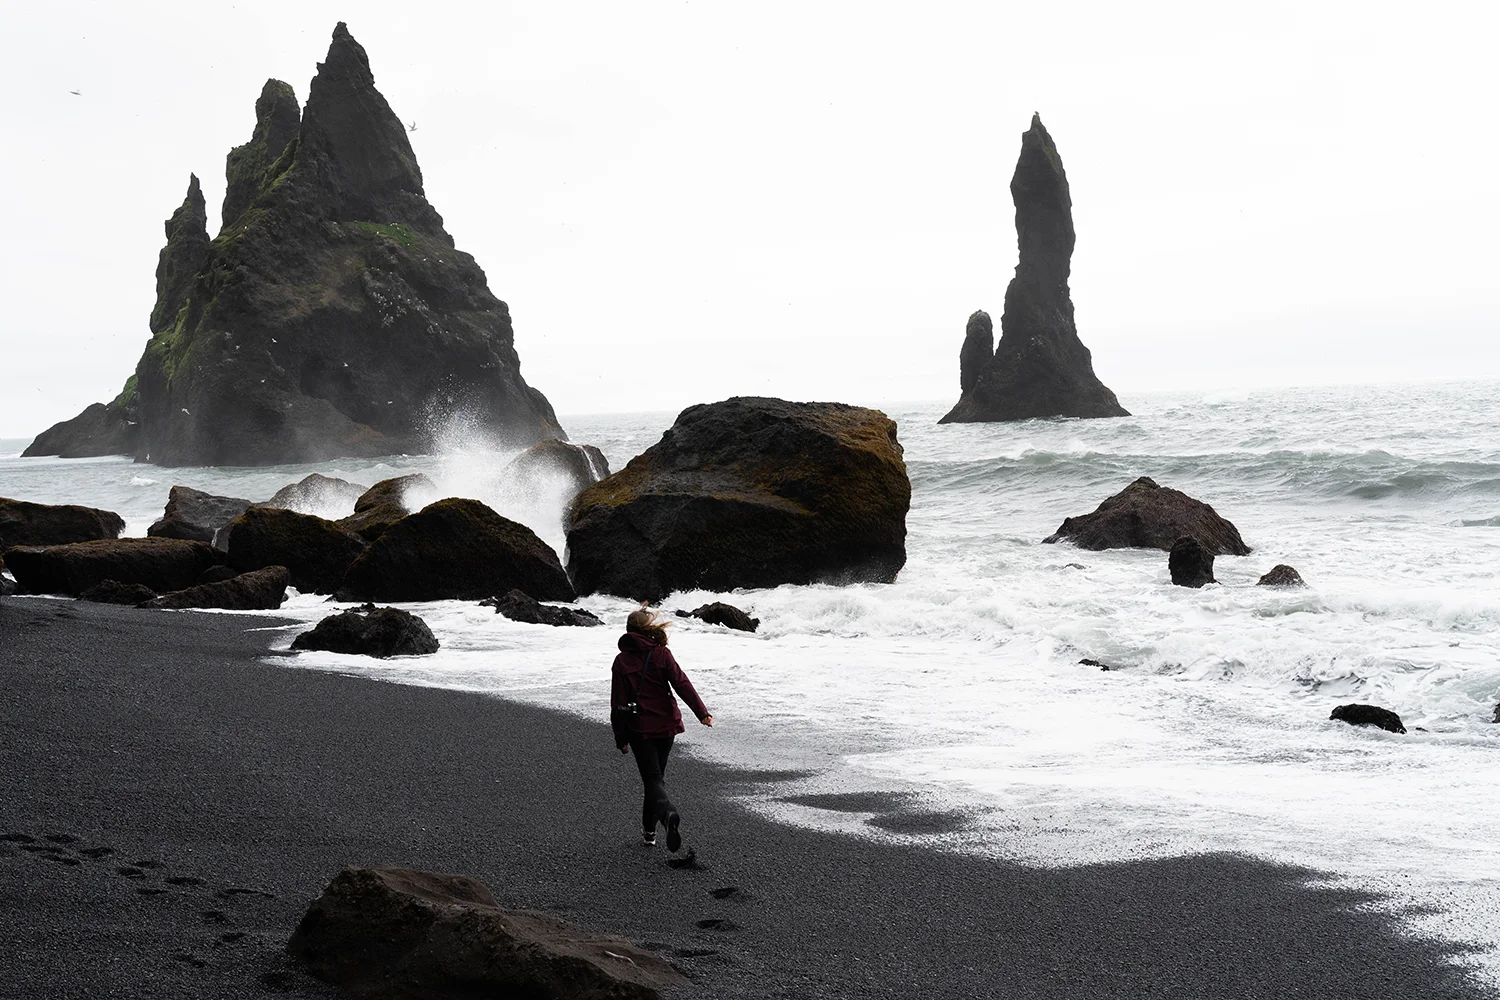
top-left (406, 120), bottom-right (418, 132)
top-left (181, 408), bottom-right (191, 416)
top-left (69, 90), bottom-right (81, 96)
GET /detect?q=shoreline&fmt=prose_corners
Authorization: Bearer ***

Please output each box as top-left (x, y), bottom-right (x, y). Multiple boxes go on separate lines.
top-left (1, 597), bottom-right (1493, 999)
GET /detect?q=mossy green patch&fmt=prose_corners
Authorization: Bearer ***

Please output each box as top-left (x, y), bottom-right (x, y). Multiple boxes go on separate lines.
top-left (351, 221), bottom-right (418, 249)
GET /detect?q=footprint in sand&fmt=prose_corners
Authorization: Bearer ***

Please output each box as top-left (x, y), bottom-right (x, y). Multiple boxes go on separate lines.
top-left (165, 875), bottom-right (204, 887)
top-left (707, 885), bottom-right (740, 899)
top-left (199, 909), bottom-right (230, 925)
top-left (117, 866), bottom-right (147, 879)
top-left (695, 918), bottom-right (738, 931)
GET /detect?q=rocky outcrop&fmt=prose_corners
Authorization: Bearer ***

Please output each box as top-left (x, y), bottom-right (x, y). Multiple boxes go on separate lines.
top-left (337, 498), bottom-right (573, 603)
top-left (1257, 564), bottom-right (1306, 587)
top-left (940, 115), bottom-right (1128, 424)
top-left (266, 473), bottom-right (368, 519)
top-left (144, 565), bottom-right (289, 610)
top-left (291, 606), bottom-right (439, 658)
top-left (484, 589), bottom-right (602, 627)
top-left (0, 499), bottom-right (126, 557)
top-left (225, 506), bottom-right (367, 593)
top-left (1044, 477), bottom-right (1251, 555)
top-left (21, 381), bottom-right (141, 458)
top-left (147, 486), bottom-right (253, 550)
top-left (288, 866), bottom-right (684, 999)
top-left (78, 580), bottom-right (157, 605)
top-left (1168, 536), bottom-right (1215, 588)
top-left (678, 602), bottom-right (760, 633)
top-left (195, 565), bottom-right (240, 585)
top-left (35, 23), bottom-right (564, 467)
top-left (6, 538), bottom-right (218, 596)
top-left (338, 474), bottom-right (436, 542)
top-left (1330, 703), bottom-right (1406, 734)
top-left (568, 397), bottom-right (910, 602)
top-left (505, 439), bottom-right (609, 493)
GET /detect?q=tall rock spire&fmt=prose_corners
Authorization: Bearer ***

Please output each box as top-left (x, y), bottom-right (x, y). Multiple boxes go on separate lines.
top-left (940, 115), bottom-right (1127, 424)
top-left (149, 174), bottom-right (209, 334)
top-left (222, 79), bottom-right (300, 228)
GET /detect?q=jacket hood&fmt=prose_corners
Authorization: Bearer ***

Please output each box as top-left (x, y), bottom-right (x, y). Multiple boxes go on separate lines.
top-left (618, 631), bottom-right (658, 654)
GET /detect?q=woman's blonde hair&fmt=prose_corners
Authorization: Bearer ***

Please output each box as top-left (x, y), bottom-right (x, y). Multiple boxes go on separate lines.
top-left (626, 606), bottom-right (671, 645)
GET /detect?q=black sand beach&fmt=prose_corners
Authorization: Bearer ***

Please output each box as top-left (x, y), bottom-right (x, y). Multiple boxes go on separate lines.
top-left (1, 598), bottom-right (1492, 999)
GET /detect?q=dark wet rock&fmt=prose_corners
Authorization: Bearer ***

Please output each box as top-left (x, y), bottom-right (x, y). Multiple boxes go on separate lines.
top-left (225, 506), bottom-right (367, 594)
top-left (957, 310), bottom-right (994, 396)
top-left (1079, 658), bottom-right (1116, 671)
top-left (1044, 477), bottom-right (1251, 555)
top-left (0, 574), bottom-right (15, 598)
top-left (567, 397), bottom-right (910, 602)
top-left (1257, 564), bottom-right (1306, 587)
top-left (78, 580), bottom-right (158, 606)
top-left (484, 588), bottom-right (602, 627)
top-left (266, 473), bottom-right (369, 518)
top-left (288, 866), bottom-right (683, 999)
top-left (5, 538), bottom-right (218, 597)
top-left (147, 486), bottom-right (253, 550)
top-left (338, 474), bottom-right (437, 542)
top-left (940, 115), bottom-right (1128, 424)
top-left (145, 565), bottom-right (289, 611)
top-left (1168, 536), bottom-right (1216, 588)
top-left (291, 607), bottom-right (438, 658)
top-left (338, 498), bottom-right (573, 603)
top-left (195, 565), bottom-right (240, 586)
top-left (78, 24), bottom-right (565, 469)
top-left (21, 382), bottom-right (141, 459)
top-left (1330, 703), bottom-right (1406, 734)
top-left (502, 439), bottom-right (611, 524)
top-left (677, 602), bottom-right (760, 633)
top-left (0, 498), bottom-right (126, 558)
top-left (1492, 703), bottom-right (1499, 724)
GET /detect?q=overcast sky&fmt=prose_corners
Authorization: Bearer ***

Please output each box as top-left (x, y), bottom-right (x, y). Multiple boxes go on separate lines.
top-left (3, 0), bottom-right (1497, 437)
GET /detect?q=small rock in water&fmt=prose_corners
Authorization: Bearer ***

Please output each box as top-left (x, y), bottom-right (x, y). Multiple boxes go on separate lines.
top-left (291, 606), bottom-right (439, 658)
top-left (1257, 564), bottom-right (1306, 587)
top-left (1330, 703), bottom-right (1406, 734)
top-left (1078, 658), bottom-right (1116, 671)
top-left (483, 589), bottom-right (602, 627)
top-left (1168, 536), bottom-right (1215, 588)
top-left (1044, 477), bottom-right (1251, 555)
top-left (677, 603), bottom-right (759, 633)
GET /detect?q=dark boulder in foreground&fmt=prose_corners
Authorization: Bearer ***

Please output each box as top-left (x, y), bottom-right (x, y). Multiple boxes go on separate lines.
top-left (291, 606), bottom-right (439, 658)
top-left (1045, 477), bottom-right (1251, 555)
top-left (678, 602), bottom-right (760, 633)
top-left (1168, 536), bottom-right (1216, 588)
top-left (1257, 564), bottom-right (1306, 587)
top-left (339, 499), bottom-right (573, 603)
top-left (225, 506), bottom-right (367, 594)
top-left (940, 115), bottom-right (1128, 424)
top-left (265, 473), bottom-right (368, 518)
top-left (0, 498), bottom-right (126, 560)
top-left (484, 589), bottom-right (602, 627)
top-left (568, 397), bottom-right (910, 602)
top-left (338, 474), bottom-right (437, 542)
top-left (79, 579), bottom-right (158, 605)
top-left (5, 538), bottom-right (218, 597)
top-left (147, 485), bottom-right (253, 550)
top-left (145, 565), bottom-right (289, 611)
top-left (1330, 703), bottom-right (1406, 734)
top-left (288, 866), bottom-right (684, 999)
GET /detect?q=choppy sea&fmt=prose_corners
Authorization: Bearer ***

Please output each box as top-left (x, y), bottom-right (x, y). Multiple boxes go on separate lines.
top-left (4, 379), bottom-right (1499, 979)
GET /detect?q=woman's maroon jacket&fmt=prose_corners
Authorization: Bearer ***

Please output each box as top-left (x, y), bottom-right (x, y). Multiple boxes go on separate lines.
top-left (611, 631), bottom-right (710, 749)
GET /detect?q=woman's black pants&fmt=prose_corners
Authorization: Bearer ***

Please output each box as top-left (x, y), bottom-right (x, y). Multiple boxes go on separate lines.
top-left (629, 735), bottom-right (677, 831)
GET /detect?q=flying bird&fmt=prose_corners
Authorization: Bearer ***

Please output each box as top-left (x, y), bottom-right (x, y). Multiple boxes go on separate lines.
top-left (69, 90), bottom-right (81, 96)
top-left (406, 120), bottom-right (418, 132)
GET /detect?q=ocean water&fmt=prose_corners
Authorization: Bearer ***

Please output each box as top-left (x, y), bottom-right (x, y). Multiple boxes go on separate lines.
top-left (4, 380), bottom-right (1500, 979)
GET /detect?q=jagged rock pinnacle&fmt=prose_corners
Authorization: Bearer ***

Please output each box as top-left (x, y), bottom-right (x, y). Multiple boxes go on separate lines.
top-left (222, 79), bottom-right (300, 228)
top-left (958, 310), bottom-right (993, 394)
top-left (149, 174), bottom-right (209, 334)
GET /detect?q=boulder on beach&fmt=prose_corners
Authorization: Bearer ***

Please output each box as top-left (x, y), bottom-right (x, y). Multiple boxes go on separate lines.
top-left (338, 498), bottom-right (573, 603)
top-left (939, 115), bottom-right (1128, 424)
top-left (144, 565), bottom-right (289, 611)
top-left (34, 24), bottom-right (565, 467)
top-left (225, 506), bottom-right (367, 594)
top-left (5, 538), bottom-right (219, 597)
top-left (288, 866), bottom-right (685, 1000)
top-left (291, 606), bottom-right (439, 658)
top-left (78, 579), bottom-right (158, 606)
top-left (484, 588), bottom-right (602, 627)
top-left (1168, 536), bottom-right (1216, 588)
top-left (0, 498), bottom-right (126, 560)
top-left (265, 473), bottom-right (369, 519)
top-left (337, 474), bottom-right (437, 542)
top-left (677, 602), bottom-right (760, 633)
top-left (195, 565), bottom-right (239, 586)
top-left (1044, 477), bottom-right (1251, 555)
top-left (1330, 703), bottom-right (1406, 734)
top-left (567, 397), bottom-right (911, 602)
top-left (1257, 564), bottom-right (1306, 587)
top-left (146, 485), bottom-right (253, 550)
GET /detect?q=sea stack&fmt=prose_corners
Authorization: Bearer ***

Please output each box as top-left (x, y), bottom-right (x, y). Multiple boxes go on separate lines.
top-left (27, 23), bottom-right (563, 466)
top-left (940, 115), bottom-right (1128, 424)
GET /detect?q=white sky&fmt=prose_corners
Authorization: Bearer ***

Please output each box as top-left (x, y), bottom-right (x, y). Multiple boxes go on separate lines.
top-left (2, 0), bottom-right (1497, 437)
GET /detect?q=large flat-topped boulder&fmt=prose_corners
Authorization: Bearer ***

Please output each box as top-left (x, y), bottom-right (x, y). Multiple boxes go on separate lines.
top-left (144, 565), bottom-right (289, 610)
top-left (567, 397), bottom-right (910, 601)
top-left (941, 115), bottom-right (1127, 423)
top-left (147, 485), bottom-right (253, 549)
top-left (1044, 477), bottom-right (1251, 555)
top-left (5, 538), bottom-right (219, 596)
top-left (0, 498), bottom-right (125, 557)
top-left (288, 866), bottom-right (685, 999)
top-left (225, 506), bottom-right (367, 593)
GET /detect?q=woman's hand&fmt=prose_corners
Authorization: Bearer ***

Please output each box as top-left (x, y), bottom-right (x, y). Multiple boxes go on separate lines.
top-left (701, 714), bottom-right (714, 727)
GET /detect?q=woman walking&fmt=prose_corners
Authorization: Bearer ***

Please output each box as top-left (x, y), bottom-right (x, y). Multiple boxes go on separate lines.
top-left (611, 608), bottom-right (713, 851)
